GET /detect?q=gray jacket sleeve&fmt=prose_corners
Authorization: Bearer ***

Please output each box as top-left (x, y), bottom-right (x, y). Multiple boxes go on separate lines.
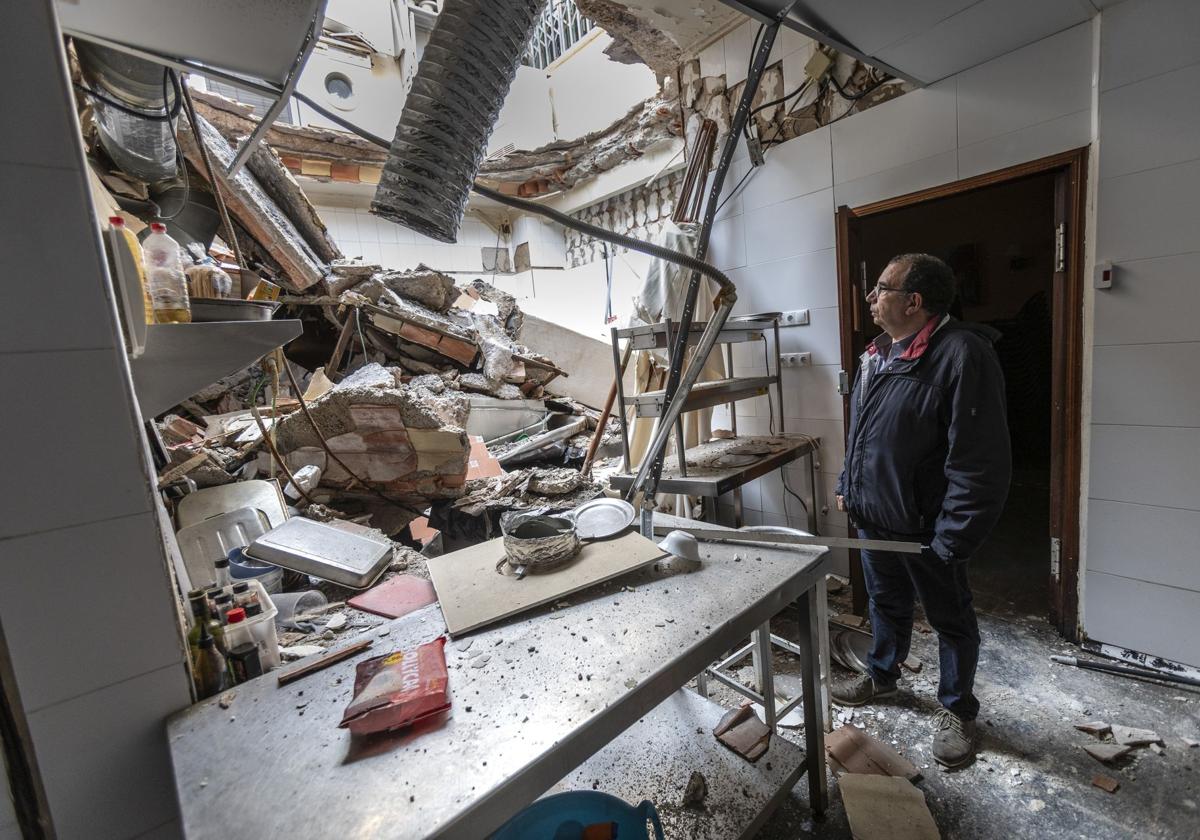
top-left (930, 340), bottom-right (1012, 561)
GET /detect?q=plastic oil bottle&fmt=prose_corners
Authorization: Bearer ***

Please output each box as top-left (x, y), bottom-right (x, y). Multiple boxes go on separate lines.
top-left (142, 222), bottom-right (191, 323)
top-left (107, 216), bottom-right (154, 324)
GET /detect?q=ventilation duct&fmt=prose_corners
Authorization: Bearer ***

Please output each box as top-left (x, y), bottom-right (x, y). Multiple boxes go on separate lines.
top-left (75, 41), bottom-right (179, 182)
top-left (371, 0), bottom-right (546, 243)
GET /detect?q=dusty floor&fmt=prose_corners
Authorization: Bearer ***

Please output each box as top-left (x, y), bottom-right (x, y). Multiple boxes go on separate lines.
top-left (709, 585), bottom-right (1200, 839)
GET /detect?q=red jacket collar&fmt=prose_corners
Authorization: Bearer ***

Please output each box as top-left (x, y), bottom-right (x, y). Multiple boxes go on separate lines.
top-left (865, 315), bottom-right (947, 362)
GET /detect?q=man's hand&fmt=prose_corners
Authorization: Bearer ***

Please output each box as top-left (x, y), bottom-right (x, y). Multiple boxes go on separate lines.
top-left (836, 494), bottom-right (846, 512)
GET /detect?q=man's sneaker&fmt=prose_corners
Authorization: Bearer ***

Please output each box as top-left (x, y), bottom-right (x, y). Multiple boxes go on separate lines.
top-left (831, 674), bottom-right (898, 707)
top-left (932, 708), bottom-right (978, 767)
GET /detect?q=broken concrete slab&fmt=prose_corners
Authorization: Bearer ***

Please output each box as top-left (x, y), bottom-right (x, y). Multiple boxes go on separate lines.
top-left (1083, 743), bottom-right (1132, 764)
top-left (839, 773), bottom-right (940, 840)
top-left (1075, 721), bottom-right (1112, 737)
top-left (273, 363), bottom-right (470, 500)
top-left (1111, 725), bottom-right (1162, 747)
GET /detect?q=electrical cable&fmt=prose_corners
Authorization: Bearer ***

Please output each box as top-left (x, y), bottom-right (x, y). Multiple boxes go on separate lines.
top-left (828, 69), bottom-right (888, 102)
top-left (750, 77), bottom-right (812, 119)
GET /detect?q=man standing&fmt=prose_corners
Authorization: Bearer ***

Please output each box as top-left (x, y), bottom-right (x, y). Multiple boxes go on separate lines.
top-left (834, 253), bottom-right (1011, 767)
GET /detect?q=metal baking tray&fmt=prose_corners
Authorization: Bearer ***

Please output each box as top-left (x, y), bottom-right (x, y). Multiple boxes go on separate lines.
top-left (243, 517), bottom-right (392, 589)
top-left (190, 298), bottom-right (280, 322)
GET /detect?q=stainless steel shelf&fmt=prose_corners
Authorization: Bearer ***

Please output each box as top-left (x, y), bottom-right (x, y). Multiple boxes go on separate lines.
top-left (629, 375), bottom-right (776, 418)
top-left (609, 435), bottom-right (816, 498)
top-left (616, 319), bottom-right (774, 351)
top-left (130, 320), bottom-right (303, 419)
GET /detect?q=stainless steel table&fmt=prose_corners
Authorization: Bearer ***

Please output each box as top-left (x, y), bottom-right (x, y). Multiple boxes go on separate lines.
top-left (167, 514), bottom-right (833, 838)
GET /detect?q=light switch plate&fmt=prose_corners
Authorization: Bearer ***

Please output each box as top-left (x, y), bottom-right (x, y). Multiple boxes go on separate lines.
top-left (781, 309), bottom-right (810, 326)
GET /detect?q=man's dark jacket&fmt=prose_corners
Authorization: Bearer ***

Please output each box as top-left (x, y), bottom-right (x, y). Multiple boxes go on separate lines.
top-left (836, 314), bottom-right (1012, 562)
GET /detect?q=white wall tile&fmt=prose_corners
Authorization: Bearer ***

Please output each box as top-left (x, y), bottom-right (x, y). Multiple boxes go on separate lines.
top-left (698, 37), bottom-right (725, 79)
top-left (1092, 342), bottom-right (1200, 427)
top-left (0, 0), bottom-right (83, 170)
top-left (832, 150), bottom-right (958, 209)
top-left (957, 108), bottom-right (1092, 178)
top-left (1084, 570), bottom-right (1200, 666)
top-left (779, 305), bottom-right (842, 366)
top-left (1099, 63), bottom-right (1200, 178)
top-left (708, 214), bottom-right (747, 270)
top-left (744, 189), bottom-right (835, 265)
top-left (1093, 253), bottom-right (1200, 346)
top-left (814, 0), bottom-right (974, 57)
top-left (711, 156), bottom-right (752, 222)
top-left (724, 20), bottom-right (783, 88)
top-left (781, 364), bottom-right (844, 422)
top-left (25, 664), bottom-right (189, 840)
top-left (0, 512), bottom-right (185, 713)
top-left (0, 162), bottom-right (122, 354)
top-left (728, 248), bottom-right (838, 315)
top-left (1100, 0), bottom-right (1200, 91)
top-left (0, 349), bottom-right (153, 539)
top-left (780, 27), bottom-right (813, 62)
top-left (781, 41), bottom-right (815, 92)
top-left (1097, 158), bottom-right (1200, 261)
top-left (785, 418), bottom-right (846, 474)
top-left (742, 127), bottom-right (832, 212)
top-left (1088, 424), bottom-right (1200, 510)
top-left (957, 22), bottom-right (1093, 147)
top-left (1087, 499), bottom-right (1200, 591)
top-left (831, 81), bottom-right (958, 184)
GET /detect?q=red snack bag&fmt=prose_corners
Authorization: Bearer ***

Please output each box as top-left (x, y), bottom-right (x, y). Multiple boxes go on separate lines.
top-left (339, 636), bottom-right (450, 736)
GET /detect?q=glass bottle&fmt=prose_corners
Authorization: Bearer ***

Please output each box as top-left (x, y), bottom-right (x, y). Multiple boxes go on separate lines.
top-left (192, 620), bottom-right (229, 700)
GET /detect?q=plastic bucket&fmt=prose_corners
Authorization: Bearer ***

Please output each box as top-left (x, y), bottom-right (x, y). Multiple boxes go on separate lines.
top-left (227, 547), bottom-right (283, 594)
top-left (491, 791), bottom-right (664, 840)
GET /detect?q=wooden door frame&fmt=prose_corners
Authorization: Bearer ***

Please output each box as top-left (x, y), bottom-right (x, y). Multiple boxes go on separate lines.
top-left (834, 147), bottom-right (1089, 640)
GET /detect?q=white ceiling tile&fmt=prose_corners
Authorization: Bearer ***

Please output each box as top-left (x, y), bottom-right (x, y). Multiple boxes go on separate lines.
top-left (875, 0), bottom-right (1093, 82)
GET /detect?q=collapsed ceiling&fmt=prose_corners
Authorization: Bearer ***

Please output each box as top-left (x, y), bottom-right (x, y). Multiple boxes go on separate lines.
top-left (575, 0), bottom-right (740, 75)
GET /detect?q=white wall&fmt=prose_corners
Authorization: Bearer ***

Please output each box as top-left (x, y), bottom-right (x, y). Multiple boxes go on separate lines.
top-left (700, 19), bottom-right (1096, 578)
top-left (0, 2), bottom-right (193, 837)
top-left (319, 204), bottom-right (501, 273)
top-left (1082, 0), bottom-right (1200, 667)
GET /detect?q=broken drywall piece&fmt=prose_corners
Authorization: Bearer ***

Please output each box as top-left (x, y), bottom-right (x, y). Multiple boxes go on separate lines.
top-left (1110, 725), bottom-right (1162, 747)
top-left (839, 773), bottom-right (940, 840)
top-left (1083, 743), bottom-right (1132, 764)
top-left (826, 724), bottom-right (922, 782)
top-left (1074, 721), bottom-right (1112, 738)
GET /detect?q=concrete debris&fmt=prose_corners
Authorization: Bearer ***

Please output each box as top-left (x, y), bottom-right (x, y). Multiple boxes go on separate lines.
top-left (1075, 721), bottom-right (1112, 737)
top-left (325, 613), bottom-right (347, 631)
top-left (1183, 738), bottom-right (1199, 748)
top-left (281, 645), bottom-right (326, 661)
top-left (217, 691), bottom-right (236, 710)
top-left (450, 468), bottom-right (600, 517)
top-left (1083, 743), bottom-right (1132, 764)
top-left (682, 770), bottom-right (708, 808)
top-left (1092, 773), bottom-right (1121, 794)
top-left (1110, 725), bottom-right (1162, 747)
top-left (1150, 742), bottom-right (1164, 755)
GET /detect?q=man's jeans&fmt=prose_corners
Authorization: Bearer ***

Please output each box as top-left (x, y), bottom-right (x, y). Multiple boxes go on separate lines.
top-left (858, 529), bottom-right (981, 720)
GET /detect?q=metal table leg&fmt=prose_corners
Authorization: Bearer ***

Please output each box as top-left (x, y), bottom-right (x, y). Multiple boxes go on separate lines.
top-left (752, 622), bottom-right (777, 731)
top-left (815, 577), bottom-right (831, 730)
top-left (797, 586), bottom-right (828, 816)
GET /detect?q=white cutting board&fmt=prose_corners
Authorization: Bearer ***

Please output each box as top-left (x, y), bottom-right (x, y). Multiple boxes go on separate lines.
top-left (428, 530), bottom-right (667, 637)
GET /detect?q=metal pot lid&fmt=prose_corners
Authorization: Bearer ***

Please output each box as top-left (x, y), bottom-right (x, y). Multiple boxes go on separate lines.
top-left (572, 498), bottom-right (636, 540)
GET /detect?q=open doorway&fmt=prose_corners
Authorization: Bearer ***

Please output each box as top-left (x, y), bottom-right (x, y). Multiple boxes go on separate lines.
top-left (835, 149), bottom-right (1087, 638)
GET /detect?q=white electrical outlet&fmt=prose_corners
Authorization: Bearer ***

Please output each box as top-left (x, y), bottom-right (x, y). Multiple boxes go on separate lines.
top-left (780, 352), bottom-right (811, 367)
top-left (781, 309), bottom-right (810, 326)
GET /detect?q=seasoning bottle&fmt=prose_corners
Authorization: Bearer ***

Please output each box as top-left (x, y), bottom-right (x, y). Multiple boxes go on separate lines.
top-left (228, 643), bottom-right (263, 684)
top-left (185, 589), bottom-right (207, 632)
top-left (243, 602), bottom-right (281, 671)
top-left (213, 593), bottom-right (235, 624)
top-left (214, 557), bottom-right (232, 590)
top-left (192, 620), bottom-right (229, 699)
top-left (232, 581), bottom-right (257, 610)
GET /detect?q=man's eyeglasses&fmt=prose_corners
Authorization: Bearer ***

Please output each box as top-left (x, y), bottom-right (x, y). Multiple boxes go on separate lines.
top-left (865, 283), bottom-right (910, 300)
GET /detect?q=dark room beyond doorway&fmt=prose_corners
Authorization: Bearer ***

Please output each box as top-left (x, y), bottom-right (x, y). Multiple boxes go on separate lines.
top-left (851, 173), bottom-right (1058, 618)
